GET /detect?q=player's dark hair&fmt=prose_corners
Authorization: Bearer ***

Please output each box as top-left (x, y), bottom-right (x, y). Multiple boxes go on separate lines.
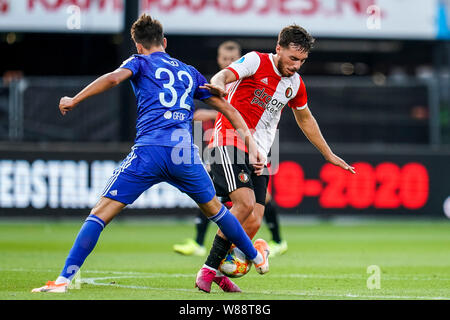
top-left (131, 14), bottom-right (164, 49)
top-left (278, 24), bottom-right (315, 53)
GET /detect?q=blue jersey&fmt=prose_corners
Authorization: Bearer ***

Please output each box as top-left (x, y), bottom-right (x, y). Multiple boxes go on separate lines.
top-left (120, 51), bottom-right (212, 147)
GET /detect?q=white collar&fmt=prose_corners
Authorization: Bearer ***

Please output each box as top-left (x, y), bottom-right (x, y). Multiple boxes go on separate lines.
top-left (269, 53), bottom-right (282, 77)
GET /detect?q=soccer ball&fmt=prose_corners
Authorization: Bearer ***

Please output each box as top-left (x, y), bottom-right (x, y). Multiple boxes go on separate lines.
top-left (219, 247), bottom-right (251, 278)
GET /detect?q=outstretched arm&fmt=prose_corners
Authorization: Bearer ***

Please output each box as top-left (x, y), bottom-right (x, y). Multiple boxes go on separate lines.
top-left (293, 107), bottom-right (355, 174)
top-left (193, 109), bottom-right (218, 121)
top-left (59, 68), bottom-right (133, 115)
top-left (200, 69), bottom-right (237, 97)
top-left (203, 95), bottom-right (264, 175)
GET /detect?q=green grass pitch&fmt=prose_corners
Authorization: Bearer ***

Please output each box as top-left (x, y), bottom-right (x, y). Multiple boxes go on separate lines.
top-left (0, 217), bottom-right (449, 300)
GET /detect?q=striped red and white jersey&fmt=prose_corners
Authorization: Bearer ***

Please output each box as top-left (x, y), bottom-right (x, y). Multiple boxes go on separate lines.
top-left (209, 51), bottom-right (308, 158)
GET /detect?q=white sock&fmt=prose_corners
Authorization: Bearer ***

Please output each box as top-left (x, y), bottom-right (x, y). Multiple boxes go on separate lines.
top-left (216, 270), bottom-right (224, 277)
top-left (202, 264), bottom-right (218, 273)
top-left (55, 276), bottom-right (70, 285)
top-left (251, 252), bottom-right (263, 265)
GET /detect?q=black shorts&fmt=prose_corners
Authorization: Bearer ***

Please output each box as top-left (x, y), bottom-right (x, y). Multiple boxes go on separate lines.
top-left (208, 146), bottom-right (269, 205)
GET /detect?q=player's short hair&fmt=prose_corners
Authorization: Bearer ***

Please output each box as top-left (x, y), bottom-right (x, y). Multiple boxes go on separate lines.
top-left (131, 14), bottom-right (164, 49)
top-left (278, 25), bottom-right (315, 53)
top-left (218, 41), bottom-right (241, 55)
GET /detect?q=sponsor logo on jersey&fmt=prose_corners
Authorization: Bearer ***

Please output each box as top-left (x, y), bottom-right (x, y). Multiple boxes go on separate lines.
top-left (251, 87), bottom-right (285, 113)
top-left (252, 87), bottom-right (271, 106)
top-left (164, 111), bottom-right (173, 119)
top-left (238, 171), bottom-right (249, 183)
top-left (172, 111), bottom-right (186, 121)
top-left (163, 111), bottom-right (186, 121)
top-left (261, 77), bottom-right (269, 84)
top-left (235, 57), bottom-right (245, 64)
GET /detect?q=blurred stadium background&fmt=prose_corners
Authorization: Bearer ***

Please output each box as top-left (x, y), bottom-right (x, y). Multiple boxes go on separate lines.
top-left (1, 0), bottom-right (449, 219)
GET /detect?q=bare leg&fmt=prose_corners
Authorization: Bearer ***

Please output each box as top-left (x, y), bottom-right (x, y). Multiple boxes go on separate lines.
top-left (214, 187), bottom-right (256, 239)
top-left (197, 194), bottom-right (258, 261)
top-left (196, 193), bottom-right (269, 293)
top-left (241, 203), bottom-right (265, 240)
top-left (42, 197), bottom-right (126, 287)
top-left (91, 197), bottom-right (126, 225)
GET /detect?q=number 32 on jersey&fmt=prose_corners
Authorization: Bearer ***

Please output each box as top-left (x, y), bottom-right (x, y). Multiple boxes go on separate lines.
top-left (155, 67), bottom-right (193, 110)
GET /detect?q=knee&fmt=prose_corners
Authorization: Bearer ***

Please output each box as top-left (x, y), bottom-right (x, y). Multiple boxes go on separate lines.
top-left (90, 202), bottom-right (105, 217)
top-left (87, 197), bottom-right (124, 225)
top-left (89, 207), bottom-right (99, 217)
top-left (231, 199), bottom-right (255, 223)
top-left (233, 198), bottom-right (255, 220)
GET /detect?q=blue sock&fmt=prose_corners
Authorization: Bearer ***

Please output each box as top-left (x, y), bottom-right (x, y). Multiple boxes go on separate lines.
top-left (209, 205), bottom-right (257, 260)
top-left (58, 215), bottom-right (105, 281)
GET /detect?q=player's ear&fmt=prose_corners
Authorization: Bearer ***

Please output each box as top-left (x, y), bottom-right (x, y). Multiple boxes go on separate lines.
top-left (162, 38), bottom-right (167, 49)
top-left (275, 44), bottom-right (282, 55)
top-left (135, 42), bottom-right (143, 54)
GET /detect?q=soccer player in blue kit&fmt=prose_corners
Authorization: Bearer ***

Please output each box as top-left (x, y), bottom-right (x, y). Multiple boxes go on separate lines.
top-left (32, 14), bottom-right (269, 293)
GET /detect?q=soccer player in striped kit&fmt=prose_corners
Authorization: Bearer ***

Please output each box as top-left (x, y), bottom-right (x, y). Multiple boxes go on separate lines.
top-left (174, 41), bottom-right (289, 259)
top-left (195, 25), bottom-right (355, 292)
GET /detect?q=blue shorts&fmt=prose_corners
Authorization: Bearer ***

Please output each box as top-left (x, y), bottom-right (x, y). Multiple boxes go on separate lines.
top-left (101, 145), bottom-right (216, 205)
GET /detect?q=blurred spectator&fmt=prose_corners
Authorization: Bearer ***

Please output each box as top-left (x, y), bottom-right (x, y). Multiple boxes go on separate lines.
top-left (2, 70), bottom-right (24, 86)
top-left (411, 105), bottom-right (429, 120)
top-left (389, 66), bottom-right (408, 82)
top-left (416, 65), bottom-right (434, 79)
top-left (216, 40), bottom-right (241, 70)
top-left (195, 40), bottom-right (242, 142)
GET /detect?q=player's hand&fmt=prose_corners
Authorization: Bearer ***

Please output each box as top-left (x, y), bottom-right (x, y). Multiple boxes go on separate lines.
top-left (200, 83), bottom-right (227, 97)
top-left (325, 153), bottom-right (356, 174)
top-left (250, 151), bottom-right (266, 176)
top-left (59, 96), bottom-right (78, 116)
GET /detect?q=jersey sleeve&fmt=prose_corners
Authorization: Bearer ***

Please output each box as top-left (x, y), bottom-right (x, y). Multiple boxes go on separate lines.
top-left (191, 67), bottom-right (213, 101)
top-left (288, 77), bottom-right (308, 110)
top-left (119, 55), bottom-right (140, 78)
top-left (226, 51), bottom-right (261, 80)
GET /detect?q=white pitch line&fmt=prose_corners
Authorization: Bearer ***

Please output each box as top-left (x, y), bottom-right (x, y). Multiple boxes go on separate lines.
top-left (81, 277), bottom-right (194, 292)
top-left (2, 267), bottom-right (450, 299)
top-left (81, 275), bottom-right (450, 300)
top-left (2, 268), bottom-right (450, 281)
top-left (82, 270), bottom-right (450, 281)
